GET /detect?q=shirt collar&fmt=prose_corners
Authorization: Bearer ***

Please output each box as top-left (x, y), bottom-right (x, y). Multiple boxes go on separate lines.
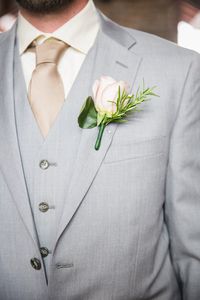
top-left (17, 0), bottom-right (100, 55)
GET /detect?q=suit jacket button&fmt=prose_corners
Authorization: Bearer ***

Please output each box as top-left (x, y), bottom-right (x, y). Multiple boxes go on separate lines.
top-left (30, 258), bottom-right (41, 270)
top-left (39, 160), bottom-right (50, 170)
top-left (39, 202), bottom-right (49, 212)
top-left (40, 247), bottom-right (49, 258)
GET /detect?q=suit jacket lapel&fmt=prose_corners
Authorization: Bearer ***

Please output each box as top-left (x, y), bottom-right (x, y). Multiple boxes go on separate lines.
top-left (54, 14), bottom-right (143, 248)
top-left (0, 24), bottom-right (39, 247)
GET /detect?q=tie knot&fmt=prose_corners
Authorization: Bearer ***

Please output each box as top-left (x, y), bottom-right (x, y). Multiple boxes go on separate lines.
top-left (35, 38), bottom-right (67, 66)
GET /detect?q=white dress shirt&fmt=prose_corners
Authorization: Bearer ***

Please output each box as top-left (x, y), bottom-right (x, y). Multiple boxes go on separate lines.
top-left (17, 0), bottom-right (100, 98)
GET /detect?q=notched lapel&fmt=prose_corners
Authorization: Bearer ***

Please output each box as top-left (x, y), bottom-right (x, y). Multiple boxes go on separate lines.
top-left (0, 24), bottom-right (39, 247)
top-left (55, 20), bottom-right (143, 248)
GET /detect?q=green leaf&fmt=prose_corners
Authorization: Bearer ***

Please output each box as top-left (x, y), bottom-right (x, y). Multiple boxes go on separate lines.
top-left (78, 97), bottom-right (98, 129)
top-left (97, 113), bottom-right (105, 126)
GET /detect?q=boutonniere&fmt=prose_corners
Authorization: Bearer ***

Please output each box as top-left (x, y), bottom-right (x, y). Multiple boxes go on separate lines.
top-left (78, 76), bottom-right (157, 150)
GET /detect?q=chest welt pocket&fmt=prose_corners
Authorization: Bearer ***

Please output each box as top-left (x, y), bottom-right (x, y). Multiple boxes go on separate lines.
top-left (104, 136), bottom-right (167, 164)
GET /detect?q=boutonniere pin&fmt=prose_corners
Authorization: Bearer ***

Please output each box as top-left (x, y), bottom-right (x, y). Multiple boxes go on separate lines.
top-left (78, 76), bottom-right (157, 151)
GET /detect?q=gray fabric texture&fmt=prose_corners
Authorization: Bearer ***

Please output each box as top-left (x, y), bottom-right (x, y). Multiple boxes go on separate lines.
top-left (0, 11), bottom-right (200, 300)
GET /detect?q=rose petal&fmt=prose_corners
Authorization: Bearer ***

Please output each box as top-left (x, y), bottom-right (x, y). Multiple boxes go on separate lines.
top-left (92, 76), bottom-right (129, 116)
top-left (101, 82), bottom-right (119, 114)
top-left (99, 76), bottom-right (116, 86)
top-left (93, 77), bottom-right (116, 112)
top-left (117, 81), bottom-right (130, 94)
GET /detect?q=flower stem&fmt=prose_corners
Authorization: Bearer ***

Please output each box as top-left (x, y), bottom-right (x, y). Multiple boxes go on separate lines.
top-left (95, 123), bottom-right (106, 150)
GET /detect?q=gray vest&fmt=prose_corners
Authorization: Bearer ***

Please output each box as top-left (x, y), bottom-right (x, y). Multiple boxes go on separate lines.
top-left (13, 39), bottom-right (96, 279)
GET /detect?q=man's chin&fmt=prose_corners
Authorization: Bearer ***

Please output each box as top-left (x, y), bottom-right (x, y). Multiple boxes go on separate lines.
top-left (16, 0), bottom-right (75, 14)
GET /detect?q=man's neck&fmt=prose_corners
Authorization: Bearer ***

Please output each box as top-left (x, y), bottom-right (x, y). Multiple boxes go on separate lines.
top-left (19, 0), bottom-right (89, 33)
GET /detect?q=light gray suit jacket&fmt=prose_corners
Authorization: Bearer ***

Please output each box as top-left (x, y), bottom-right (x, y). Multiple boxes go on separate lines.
top-left (0, 12), bottom-right (200, 300)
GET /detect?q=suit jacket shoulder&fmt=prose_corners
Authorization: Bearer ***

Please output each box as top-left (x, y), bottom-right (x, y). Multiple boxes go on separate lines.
top-left (100, 13), bottom-right (200, 65)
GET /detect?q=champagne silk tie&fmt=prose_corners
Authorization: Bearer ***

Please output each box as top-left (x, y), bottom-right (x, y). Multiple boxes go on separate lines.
top-left (28, 38), bottom-right (67, 137)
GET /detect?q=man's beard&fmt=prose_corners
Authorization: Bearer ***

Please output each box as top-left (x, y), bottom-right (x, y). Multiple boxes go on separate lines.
top-left (16, 0), bottom-right (75, 14)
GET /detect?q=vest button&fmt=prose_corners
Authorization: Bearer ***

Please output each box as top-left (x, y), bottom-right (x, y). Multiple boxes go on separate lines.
top-left (40, 247), bottom-right (49, 258)
top-left (39, 202), bottom-right (49, 213)
top-left (39, 160), bottom-right (50, 170)
top-left (30, 258), bottom-right (41, 270)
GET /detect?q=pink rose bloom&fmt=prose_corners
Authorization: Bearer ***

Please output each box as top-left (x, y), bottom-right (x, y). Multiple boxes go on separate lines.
top-left (92, 76), bottom-right (129, 117)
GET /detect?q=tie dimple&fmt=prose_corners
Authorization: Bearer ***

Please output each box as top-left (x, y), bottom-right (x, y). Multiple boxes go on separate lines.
top-left (28, 38), bottom-right (68, 137)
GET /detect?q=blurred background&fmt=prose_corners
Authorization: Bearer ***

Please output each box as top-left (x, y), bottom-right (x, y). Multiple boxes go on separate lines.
top-left (0, 0), bottom-right (200, 52)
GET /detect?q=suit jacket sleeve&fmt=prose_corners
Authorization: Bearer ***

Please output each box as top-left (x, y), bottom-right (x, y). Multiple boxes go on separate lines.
top-left (165, 52), bottom-right (200, 300)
